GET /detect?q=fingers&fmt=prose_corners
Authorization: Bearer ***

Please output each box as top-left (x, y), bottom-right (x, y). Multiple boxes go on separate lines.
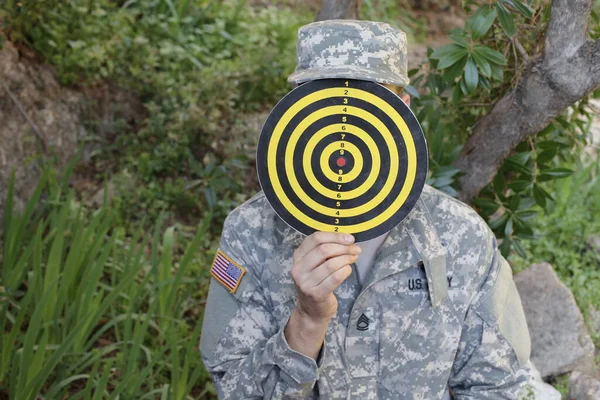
top-left (299, 254), bottom-right (358, 288)
top-left (307, 264), bottom-right (353, 300)
top-left (290, 231), bottom-right (359, 305)
top-left (297, 242), bottom-right (361, 274)
top-left (294, 231), bottom-right (355, 261)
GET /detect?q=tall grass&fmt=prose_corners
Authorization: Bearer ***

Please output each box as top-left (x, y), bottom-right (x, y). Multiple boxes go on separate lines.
top-left (0, 166), bottom-right (216, 399)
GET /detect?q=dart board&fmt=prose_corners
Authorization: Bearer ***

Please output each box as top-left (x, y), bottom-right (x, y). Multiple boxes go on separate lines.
top-left (256, 79), bottom-right (428, 242)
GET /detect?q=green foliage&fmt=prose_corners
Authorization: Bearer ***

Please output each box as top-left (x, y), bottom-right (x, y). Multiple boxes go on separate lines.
top-left (548, 374), bottom-right (570, 397)
top-left (478, 104), bottom-right (595, 257)
top-left (0, 167), bottom-right (218, 399)
top-left (360, 0), bottom-right (428, 42)
top-left (0, 0), bottom-right (63, 43)
top-left (511, 161), bottom-right (600, 313)
top-left (4, 0), bottom-right (303, 99)
top-left (409, 0), bottom-right (599, 256)
top-left (2, 0), bottom-right (311, 225)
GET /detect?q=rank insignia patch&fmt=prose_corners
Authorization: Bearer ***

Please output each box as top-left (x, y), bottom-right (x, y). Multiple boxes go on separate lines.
top-left (210, 250), bottom-right (246, 294)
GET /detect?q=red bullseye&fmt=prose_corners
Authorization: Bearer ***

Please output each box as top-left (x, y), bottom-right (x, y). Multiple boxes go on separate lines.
top-left (336, 157), bottom-right (347, 167)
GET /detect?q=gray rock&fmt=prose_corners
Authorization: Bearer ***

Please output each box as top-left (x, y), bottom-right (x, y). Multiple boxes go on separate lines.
top-left (520, 362), bottom-right (561, 400)
top-left (568, 371), bottom-right (600, 400)
top-left (514, 263), bottom-right (595, 378)
top-left (89, 181), bottom-right (116, 207)
top-left (587, 235), bottom-right (600, 253)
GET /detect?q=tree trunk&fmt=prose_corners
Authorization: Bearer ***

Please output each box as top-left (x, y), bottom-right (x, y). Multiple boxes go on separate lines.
top-left (316, 0), bottom-right (362, 21)
top-left (455, 0), bottom-right (600, 202)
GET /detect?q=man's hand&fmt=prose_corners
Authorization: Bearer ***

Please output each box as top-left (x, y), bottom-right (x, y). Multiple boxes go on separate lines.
top-left (284, 232), bottom-right (361, 360)
top-left (292, 231), bottom-right (361, 321)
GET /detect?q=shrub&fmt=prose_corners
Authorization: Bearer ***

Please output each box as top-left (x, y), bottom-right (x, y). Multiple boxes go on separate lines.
top-left (404, 0), bottom-right (600, 256)
top-left (1, 0), bottom-right (312, 225)
top-left (511, 161), bottom-right (600, 315)
top-left (0, 165), bottom-right (218, 399)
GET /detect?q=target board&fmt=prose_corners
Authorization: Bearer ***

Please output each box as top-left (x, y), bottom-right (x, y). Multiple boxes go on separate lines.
top-left (256, 79), bottom-right (428, 242)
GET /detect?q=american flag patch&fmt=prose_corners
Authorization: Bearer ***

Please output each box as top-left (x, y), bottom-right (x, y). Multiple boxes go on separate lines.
top-left (210, 250), bottom-right (246, 293)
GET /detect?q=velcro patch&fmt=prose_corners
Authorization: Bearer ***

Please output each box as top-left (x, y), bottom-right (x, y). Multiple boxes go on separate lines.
top-left (210, 250), bottom-right (246, 294)
top-left (474, 256), bottom-right (531, 365)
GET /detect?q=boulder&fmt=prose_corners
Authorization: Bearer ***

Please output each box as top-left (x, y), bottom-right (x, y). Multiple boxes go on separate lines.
top-left (568, 371), bottom-right (600, 400)
top-left (514, 263), bottom-right (595, 378)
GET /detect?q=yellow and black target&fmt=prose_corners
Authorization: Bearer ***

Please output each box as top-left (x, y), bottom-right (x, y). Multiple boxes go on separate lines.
top-left (256, 79), bottom-right (428, 242)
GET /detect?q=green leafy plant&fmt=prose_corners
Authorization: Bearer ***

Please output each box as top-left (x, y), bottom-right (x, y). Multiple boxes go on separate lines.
top-left (360, 0), bottom-right (428, 42)
top-left (511, 160), bottom-right (600, 310)
top-left (0, 165), bottom-right (217, 398)
top-left (2, 0), bottom-right (311, 227)
top-left (407, 0), bottom-right (599, 256)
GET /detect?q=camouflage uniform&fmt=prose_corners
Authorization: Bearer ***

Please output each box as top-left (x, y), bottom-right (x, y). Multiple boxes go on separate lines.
top-left (200, 20), bottom-right (532, 399)
top-left (200, 186), bottom-right (531, 399)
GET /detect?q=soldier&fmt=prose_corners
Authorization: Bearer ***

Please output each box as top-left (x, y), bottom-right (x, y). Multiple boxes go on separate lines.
top-left (200, 20), bottom-right (532, 399)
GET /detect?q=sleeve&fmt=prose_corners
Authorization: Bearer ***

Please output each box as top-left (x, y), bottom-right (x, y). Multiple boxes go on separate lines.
top-left (200, 214), bottom-right (324, 399)
top-left (448, 243), bottom-right (532, 400)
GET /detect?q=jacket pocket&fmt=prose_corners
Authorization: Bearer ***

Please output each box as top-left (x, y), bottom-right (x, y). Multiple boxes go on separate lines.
top-left (344, 306), bottom-right (381, 378)
top-left (378, 266), bottom-right (433, 394)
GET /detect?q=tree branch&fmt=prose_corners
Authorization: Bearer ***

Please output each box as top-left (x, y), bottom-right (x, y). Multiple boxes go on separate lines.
top-left (0, 77), bottom-right (48, 154)
top-left (455, 0), bottom-right (600, 202)
top-left (544, 0), bottom-right (593, 62)
top-left (315, 0), bottom-right (362, 21)
top-left (592, 39), bottom-right (600, 80)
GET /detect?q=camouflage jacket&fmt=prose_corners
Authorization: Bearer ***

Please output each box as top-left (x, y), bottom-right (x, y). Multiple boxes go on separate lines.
top-left (200, 185), bottom-right (532, 399)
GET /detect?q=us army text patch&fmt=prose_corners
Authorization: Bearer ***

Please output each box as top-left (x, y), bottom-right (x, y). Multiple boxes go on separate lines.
top-left (210, 250), bottom-right (246, 294)
top-left (406, 263), bottom-right (456, 292)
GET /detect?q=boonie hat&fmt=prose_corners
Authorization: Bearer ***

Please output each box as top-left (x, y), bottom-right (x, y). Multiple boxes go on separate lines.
top-left (288, 20), bottom-right (409, 87)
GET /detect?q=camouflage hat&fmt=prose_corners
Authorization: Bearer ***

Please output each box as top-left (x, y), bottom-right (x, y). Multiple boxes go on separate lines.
top-left (288, 20), bottom-right (409, 87)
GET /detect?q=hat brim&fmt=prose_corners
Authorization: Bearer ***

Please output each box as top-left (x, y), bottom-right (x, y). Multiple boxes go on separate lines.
top-left (287, 65), bottom-right (409, 87)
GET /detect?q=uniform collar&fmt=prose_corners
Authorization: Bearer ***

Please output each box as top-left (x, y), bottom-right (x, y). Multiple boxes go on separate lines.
top-left (402, 198), bottom-right (448, 307)
top-left (360, 197), bottom-right (448, 308)
top-left (275, 196), bottom-right (448, 307)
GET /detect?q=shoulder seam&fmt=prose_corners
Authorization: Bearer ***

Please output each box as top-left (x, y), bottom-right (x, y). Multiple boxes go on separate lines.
top-left (228, 192), bottom-right (266, 216)
top-left (246, 191), bottom-right (266, 205)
